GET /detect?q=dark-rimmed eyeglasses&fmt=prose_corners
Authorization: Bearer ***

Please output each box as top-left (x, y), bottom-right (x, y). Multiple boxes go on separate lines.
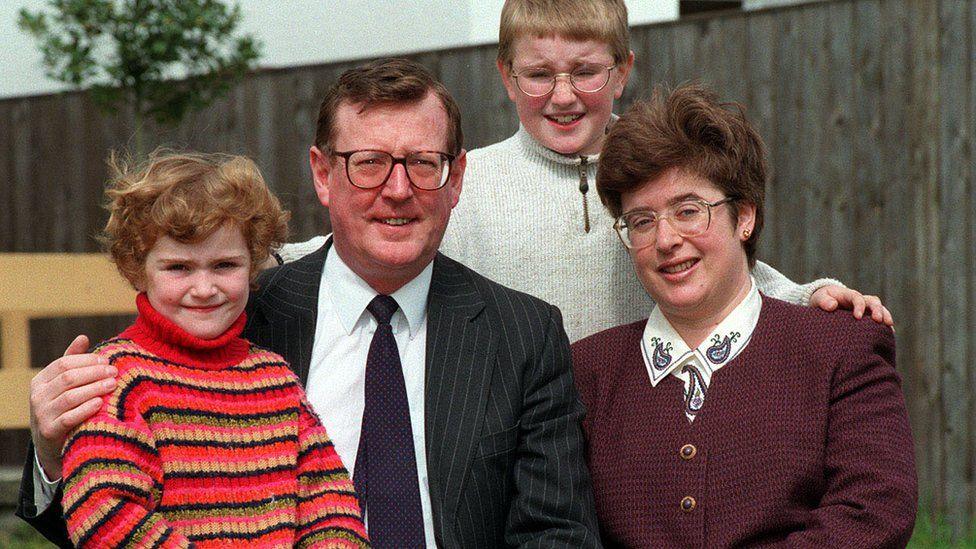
top-left (613, 196), bottom-right (738, 249)
top-left (331, 149), bottom-right (456, 190)
top-left (511, 64), bottom-right (616, 97)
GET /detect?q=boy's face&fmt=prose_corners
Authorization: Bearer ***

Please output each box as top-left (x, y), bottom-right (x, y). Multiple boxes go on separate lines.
top-left (143, 222), bottom-right (251, 339)
top-left (499, 35), bottom-right (633, 156)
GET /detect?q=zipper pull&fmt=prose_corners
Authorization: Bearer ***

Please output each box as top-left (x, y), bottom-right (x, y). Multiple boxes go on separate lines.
top-left (579, 157), bottom-right (591, 233)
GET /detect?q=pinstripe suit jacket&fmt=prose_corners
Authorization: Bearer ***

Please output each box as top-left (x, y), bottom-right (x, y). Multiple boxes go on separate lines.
top-left (244, 242), bottom-right (600, 548)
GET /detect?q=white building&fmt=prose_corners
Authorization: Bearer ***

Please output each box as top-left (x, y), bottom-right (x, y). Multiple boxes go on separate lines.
top-left (0, 0), bottom-right (678, 99)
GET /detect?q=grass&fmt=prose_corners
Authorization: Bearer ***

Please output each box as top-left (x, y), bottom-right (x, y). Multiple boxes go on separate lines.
top-left (909, 512), bottom-right (976, 548)
top-left (0, 511), bottom-right (53, 548)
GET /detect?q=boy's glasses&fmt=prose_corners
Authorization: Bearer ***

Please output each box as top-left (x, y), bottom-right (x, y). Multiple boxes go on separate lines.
top-left (511, 64), bottom-right (616, 97)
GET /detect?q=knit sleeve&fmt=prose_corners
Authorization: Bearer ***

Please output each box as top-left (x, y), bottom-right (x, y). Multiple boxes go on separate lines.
top-left (276, 236), bottom-right (328, 264)
top-left (751, 260), bottom-right (842, 305)
top-left (294, 398), bottom-right (369, 548)
top-left (786, 322), bottom-right (917, 547)
top-left (61, 408), bottom-right (189, 548)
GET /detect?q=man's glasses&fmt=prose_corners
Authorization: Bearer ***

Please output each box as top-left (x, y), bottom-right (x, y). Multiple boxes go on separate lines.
top-left (613, 197), bottom-right (738, 249)
top-left (511, 64), bottom-right (616, 97)
top-left (331, 149), bottom-right (456, 190)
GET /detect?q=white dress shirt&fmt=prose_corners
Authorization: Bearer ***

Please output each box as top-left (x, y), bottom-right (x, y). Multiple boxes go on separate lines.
top-left (304, 242), bottom-right (436, 547)
top-left (640, 277), bottom-right (762, 422)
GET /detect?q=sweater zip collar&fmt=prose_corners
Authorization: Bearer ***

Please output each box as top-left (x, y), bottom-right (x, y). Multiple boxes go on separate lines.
top-left (513, 124), bottom-right (601, 233)
top-left (578, 156), bottom-right (591, 233)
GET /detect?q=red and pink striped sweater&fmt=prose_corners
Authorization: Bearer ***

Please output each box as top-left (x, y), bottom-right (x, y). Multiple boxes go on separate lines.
top-left (62, 293), bottom-right (369, 548)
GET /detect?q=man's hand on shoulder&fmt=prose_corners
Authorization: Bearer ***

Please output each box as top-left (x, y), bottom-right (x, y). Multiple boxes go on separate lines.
top-left (810, 285), bottom-right (894, 327)
top-left (30, 335), bottom-right (117, 480)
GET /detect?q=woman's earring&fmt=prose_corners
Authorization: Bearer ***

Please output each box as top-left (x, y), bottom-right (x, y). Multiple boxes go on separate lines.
top-left (742, 229), bottom-right (751, 239)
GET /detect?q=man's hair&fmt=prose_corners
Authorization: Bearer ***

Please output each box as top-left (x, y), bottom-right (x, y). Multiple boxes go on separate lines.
top-left (103, 149), bottom-right (290, 289)
top-left (597, 83), bottom-right (768, 266)
top-left (497, 0), bottom-right (630, 67)
top-left (314, 58), bottom-right (463, 155)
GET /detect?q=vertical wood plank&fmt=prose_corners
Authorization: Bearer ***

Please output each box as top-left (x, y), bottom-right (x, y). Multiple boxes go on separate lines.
top-left (746, 12), bottom-right (780, 263)
top-left (11, 99), bottom-right (33, 252)
top-left (671, 19), bottom-right (703, 84)
top-left (644, 23), bottom-right (676, 93)
top-left (938, 0), bottom-right (972, 534)
top-left (769, 8), bottom-right (805, 279)
top-left (878, 0), bottom-right (926, 507)
top-left (819, 1), bottom-right (855, 286)
top-left (0, 103), bottom-right (14, 250)
top-left (967, 0), bottom-right (976, 526)
top-left (906, 0), bottom-right (944, 514)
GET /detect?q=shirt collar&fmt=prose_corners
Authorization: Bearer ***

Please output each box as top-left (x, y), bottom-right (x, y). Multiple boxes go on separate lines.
top-left (324, 235), bottom-right (433, 339)
top-left (640, 277), bottom-right (762, 386)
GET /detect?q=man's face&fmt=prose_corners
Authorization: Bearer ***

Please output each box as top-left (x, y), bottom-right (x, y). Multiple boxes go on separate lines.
top-left (309, 92), bottom-right (465, 294)
top-left (499, 35), bottom-right (633, 156)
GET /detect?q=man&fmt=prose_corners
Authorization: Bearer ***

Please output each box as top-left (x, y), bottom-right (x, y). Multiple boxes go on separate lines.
top-left (19, 58), bottom-right (599, 548)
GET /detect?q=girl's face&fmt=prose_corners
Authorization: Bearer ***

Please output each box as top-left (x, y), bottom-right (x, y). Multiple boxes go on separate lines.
top-left (142, 222), bottom-right (251, 339)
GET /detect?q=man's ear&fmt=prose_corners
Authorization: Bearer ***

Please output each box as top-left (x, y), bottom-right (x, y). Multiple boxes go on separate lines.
top-left (613, 50), bottom-right (636, 99)
top-left (447, 149), bottom-right (466, 208)
top-left (309, 146), bottom-right (333, 208)
top-left (497, 59), bottom-right (518, 103)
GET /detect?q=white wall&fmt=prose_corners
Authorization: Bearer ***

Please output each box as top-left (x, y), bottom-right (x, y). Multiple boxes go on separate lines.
top-left (1, 0), bottom-right (677, 99)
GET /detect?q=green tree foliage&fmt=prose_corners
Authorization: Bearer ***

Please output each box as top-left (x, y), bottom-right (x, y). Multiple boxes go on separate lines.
top-left (18, 0), bottom-right (261, 154)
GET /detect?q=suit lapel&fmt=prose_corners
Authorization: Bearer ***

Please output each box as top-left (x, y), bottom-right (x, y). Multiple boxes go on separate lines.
top-left (424, 253), bottom-right (498, 542)
top-left (245, 240), bottom-right (331, 385)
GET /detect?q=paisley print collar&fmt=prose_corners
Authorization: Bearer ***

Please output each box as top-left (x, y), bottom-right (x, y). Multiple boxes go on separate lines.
top-left (640, 277), bottom-right (762, 387)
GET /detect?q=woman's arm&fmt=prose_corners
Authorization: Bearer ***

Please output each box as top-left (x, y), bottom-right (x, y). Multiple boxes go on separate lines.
top-left (786, 322), bottom-right (917, 547)
top-left (294, 398), bottom-right (369, 548)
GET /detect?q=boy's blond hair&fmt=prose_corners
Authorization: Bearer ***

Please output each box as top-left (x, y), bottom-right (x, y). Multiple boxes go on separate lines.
top-left (497, 0), bottom-right (630, 66)
top-left (102, 149), bottom-right (290, 289)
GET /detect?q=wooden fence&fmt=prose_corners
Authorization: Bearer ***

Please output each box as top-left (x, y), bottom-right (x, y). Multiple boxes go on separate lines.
top-left (0, 0), bottom-right (972, 535)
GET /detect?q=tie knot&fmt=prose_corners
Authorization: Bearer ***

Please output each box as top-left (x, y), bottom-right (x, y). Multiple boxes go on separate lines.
top-left (367, 294), bottom-right (399, 325)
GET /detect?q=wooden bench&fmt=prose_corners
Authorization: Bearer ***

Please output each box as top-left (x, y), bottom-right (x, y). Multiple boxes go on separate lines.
top-left (0, 254), bottom-right (135, 430)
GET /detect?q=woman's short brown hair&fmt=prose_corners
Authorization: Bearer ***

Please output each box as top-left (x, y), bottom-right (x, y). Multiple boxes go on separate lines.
top-left (498, 0), bottom-right (630, 67)
top-left (103, 149), bottom-right (290, 289)
top-left (597, 83), bottom-right (768, 266)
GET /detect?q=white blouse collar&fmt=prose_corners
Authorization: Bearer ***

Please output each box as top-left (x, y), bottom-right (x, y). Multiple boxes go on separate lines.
top-left (640, 277), bottom-right (762, 387)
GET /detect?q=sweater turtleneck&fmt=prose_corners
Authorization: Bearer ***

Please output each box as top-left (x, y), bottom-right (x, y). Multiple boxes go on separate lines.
top-left (512, 123), bottom-right (603, 167)
top-left (119, 292), bottom-right (249, 369)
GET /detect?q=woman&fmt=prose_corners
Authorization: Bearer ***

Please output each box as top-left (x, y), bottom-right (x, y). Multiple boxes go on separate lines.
top-left (572, 84), bottom-right (917, 548)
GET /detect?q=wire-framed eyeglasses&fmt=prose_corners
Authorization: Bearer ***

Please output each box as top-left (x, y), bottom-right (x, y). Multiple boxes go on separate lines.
top-left (331, 149), bottom-right (456, 190)
top-left (613, 196), bottom-right (739, 249)
top-left (511, 64), bottom-right (617, 97)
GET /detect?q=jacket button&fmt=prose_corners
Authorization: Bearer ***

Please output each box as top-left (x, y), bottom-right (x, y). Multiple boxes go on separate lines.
top-left (681, 496), bottom-right (697, 512)
top-left (680, 444), bottom-right (697, 460)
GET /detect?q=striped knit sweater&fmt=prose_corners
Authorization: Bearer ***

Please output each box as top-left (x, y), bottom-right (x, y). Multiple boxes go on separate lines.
top-left (62, 293), bottom-right (369, 548)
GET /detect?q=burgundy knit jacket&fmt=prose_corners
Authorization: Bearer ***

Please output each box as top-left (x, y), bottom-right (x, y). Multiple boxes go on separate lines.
top-left (572, 296), bottom-right (917, 548)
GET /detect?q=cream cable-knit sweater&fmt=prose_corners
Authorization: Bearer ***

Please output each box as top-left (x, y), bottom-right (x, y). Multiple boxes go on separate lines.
top-left (281, 125), bottom-right (839, 342)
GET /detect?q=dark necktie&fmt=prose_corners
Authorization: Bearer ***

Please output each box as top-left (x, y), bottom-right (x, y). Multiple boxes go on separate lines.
top-left (353, 295), bottom-right (426, 548)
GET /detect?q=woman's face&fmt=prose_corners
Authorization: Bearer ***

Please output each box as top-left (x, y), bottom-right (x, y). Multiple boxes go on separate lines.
top-left (498, 35), bottom-right (633, 156)
top-left (622, 168), bottom-right (755, 324)
top-left (142, 222), bottom-right (251, 339)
